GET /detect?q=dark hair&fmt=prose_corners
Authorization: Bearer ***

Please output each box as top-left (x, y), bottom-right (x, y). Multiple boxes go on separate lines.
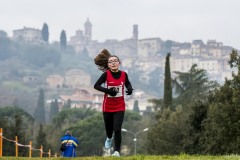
top-left (94, 49), bottom-right (120, 72)
top-left (65, 131), bottom-right (72, 136)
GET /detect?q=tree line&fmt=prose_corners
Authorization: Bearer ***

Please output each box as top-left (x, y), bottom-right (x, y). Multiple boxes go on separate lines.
top-left (147, 50), bottom-right (240, 155)
top-left (0, 105), bottom-right (147, 156)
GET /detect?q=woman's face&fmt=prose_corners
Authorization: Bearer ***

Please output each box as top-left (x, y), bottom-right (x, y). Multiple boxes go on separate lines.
top-left (108, 56), bottom-right (120, 72)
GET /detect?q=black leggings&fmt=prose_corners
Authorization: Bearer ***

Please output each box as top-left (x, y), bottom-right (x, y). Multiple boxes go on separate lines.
top-left (103, 111), bottom-right (125, 152)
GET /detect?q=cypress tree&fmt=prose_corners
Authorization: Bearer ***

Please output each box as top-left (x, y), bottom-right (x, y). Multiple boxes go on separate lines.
top-left (60, 30), bottom-right (67, 51)
top-left (63, 99), bottom-right (72, 109)
top-left (35, 124), bottom-right (52, 156)
top-left (12, 114), bottom-right (28, 156)
top-left (34, 88), bottom-right (46, 123)
top-left (133, 100), bottom-right (140, 113)
top-left (49, 99), bottom-right (59, 120)
top-left (36, 124), bottom-right (47, 147)
top-left (41, 23), bottom-right (49, 43)
top-left (50, 101), bottom-right (54, 120)
top-left (163, 53), bottom-right (172, 109)
top-left (1, 117), bottom-right (14, 156)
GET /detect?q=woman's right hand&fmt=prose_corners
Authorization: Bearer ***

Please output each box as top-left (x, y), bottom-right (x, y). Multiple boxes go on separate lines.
top-left (107, 88), bottom-right (117, 96)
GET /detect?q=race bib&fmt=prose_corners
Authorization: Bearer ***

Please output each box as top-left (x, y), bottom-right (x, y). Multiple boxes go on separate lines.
top-left (108, 85), bottom-right (123, 97)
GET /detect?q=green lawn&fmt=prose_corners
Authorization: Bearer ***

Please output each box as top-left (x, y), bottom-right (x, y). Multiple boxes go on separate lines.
top-left (1, 155), bottom-right (240, 160)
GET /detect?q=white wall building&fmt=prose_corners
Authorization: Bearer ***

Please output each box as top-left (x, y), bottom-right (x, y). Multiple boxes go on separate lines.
top-left (137, 38), bottom-right (161, 57)
top-left (198, 59), bottom-right (219, 74)
top-left (13, 27), bottom-right (42, 42)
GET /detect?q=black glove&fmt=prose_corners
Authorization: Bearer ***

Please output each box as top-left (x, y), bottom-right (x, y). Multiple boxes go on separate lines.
top-left (106, 88), bottom-right (117, 97)
top-left (125, 88), bottom-right (133, 95)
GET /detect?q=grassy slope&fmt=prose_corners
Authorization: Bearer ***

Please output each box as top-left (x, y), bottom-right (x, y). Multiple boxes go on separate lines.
top-left (1, 155), bottom-right (240, 160)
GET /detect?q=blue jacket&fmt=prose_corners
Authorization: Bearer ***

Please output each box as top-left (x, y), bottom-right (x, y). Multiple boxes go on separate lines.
top-left (60, 135), bottom-right (79, 157)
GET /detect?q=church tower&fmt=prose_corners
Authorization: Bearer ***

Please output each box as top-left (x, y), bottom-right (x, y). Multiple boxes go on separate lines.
top-left (133, 24), bottom-right (138, 40)
top-left (84, 18), bottom-right (92, 43)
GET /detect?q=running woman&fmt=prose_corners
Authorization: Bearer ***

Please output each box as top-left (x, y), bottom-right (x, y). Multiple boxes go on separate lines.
top-left (94, 49), bottom-right (133, 157)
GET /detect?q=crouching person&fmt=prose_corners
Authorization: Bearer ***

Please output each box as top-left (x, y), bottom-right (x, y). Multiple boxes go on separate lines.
top-left (60, 131), bottom-right (79, 157)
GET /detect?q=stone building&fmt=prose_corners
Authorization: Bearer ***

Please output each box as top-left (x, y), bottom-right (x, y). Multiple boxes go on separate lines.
top-left (137, 38), bottom-right (161, 57)
top-left (13, 27), bottom-right (42, 42)
top-left (65, 69), bottom-right (91, 88)
top-left (59, 87), bottom-right (104, 111)
top-left (46, 75), bottom-right (64, 89)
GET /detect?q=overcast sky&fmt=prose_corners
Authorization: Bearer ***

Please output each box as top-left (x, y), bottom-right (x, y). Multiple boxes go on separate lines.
top-left (1, 0), bottom-right (239, 49)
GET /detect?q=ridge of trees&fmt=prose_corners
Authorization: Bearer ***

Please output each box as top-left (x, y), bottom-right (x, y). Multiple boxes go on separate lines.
top-left (147, 49), bottom-right (240, 155)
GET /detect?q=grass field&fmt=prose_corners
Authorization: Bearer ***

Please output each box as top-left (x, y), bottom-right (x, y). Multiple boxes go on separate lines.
top-left (1, 154), bottom-right (240, 160)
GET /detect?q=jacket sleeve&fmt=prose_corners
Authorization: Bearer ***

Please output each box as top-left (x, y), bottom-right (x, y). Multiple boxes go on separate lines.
top-left (94, 72), bottom-right (109, 93)
top-left (72, 137), bottom-right (79, 147)
top-left (125, 72), bottom-right (133, 90)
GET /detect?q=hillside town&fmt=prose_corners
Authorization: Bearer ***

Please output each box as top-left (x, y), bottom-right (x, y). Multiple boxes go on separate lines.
top-left (12, 18), bottom-right (235, 114)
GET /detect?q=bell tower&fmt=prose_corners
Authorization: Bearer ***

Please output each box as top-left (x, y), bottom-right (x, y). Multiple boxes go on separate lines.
top-left (133, 24), bottom-right (138, 40)
top-left (84, 18), bottom-right (92, 42)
